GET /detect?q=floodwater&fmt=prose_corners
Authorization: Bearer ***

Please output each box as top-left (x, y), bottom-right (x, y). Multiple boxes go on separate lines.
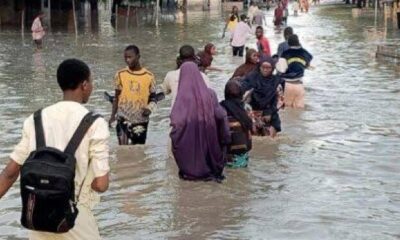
top-left (1, 2), bottom-right (400, 239)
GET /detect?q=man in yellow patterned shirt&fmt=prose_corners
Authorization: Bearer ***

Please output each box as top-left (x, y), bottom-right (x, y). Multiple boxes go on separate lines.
top-left (109, 45), bottom-right (157, 145)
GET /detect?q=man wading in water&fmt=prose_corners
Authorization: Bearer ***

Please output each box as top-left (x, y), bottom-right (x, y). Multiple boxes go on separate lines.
top-left (109, 45), bottom-right (157, 145)
top-left (277, 34), bottom-right (313, 108)
top-left (277, 27), bottom-right (293, 58)
top-left (163, 45), bottom-right (211, 108)
top-left (0, 59), bottom-right (110, 239)
top-left (230, 14), bottom-right (253, 57)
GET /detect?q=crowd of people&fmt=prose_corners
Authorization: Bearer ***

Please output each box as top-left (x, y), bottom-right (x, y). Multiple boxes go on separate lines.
top-left (0, 3), bottom-right (313, 239)
top-left (106, 22), bottom-right (312, 173)
top-left (105, 29), bottom-right (311, 171)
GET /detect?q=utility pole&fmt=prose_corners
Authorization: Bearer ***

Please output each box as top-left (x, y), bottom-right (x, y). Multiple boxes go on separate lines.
top-left (21, 7), bottom-right (25, 40)
top-left (375, 0), bottom-right (378, 25)
top-left (126, 3), bottom-right (130, 29)
top-left (116, 4), bottom-right (119, 33)
top-left (72, 0), bottom-right (78, 37)
top-left (156, 0), bottom-right (160, 27)
top-left (48, 0), bottom-right (51, 30)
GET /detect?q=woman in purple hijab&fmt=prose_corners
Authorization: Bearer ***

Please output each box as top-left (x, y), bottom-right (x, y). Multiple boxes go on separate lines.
top-left (170, 62), bottom-right (230, 182)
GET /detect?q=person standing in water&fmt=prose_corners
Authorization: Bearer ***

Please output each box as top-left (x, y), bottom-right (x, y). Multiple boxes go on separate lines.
top-left (241, 57), bottom-right (285, 138)
top-left (31, 12), bottom-right (45, 50)
top-left (0, 59), bottom-right (110, 239)
top-left (282, 5), bottom-right (289, 26)
top-left (293, 0), bottom-right (300, 16)
top-left (277, 26), bottom-right (293, 57)
top-left (222, 6), bottom-right (240, 38)
top-left (231, 48), bottom-right (259, 81)
top-left (277, 34), bottom-right (313, 108)
top-left (163, 45), bottom-right (211, 108)
top-left (300, 0), bottom-right (310, 12)
top-left (109, 45), bottom-right (157, 145)
top-left (274, 2), bottom-right (284, 29)
top-left (248, 1), bottom-right (259, 25)
top-left (220, 80), bottom-right (253, 168)
top-left (197, 43), bottom-right (222, 72)
top-left (170, 62), bottom-right (230, 182)
top-left (256, 26), bottom-right (272, 58)
top-left (253, 8), bottom-right (266, 27)
top-left (231, 14), bottom-right (253, 57)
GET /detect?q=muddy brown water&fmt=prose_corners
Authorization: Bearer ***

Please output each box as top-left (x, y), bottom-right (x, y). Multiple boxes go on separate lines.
top-left (1, 2), bottom-right (400, 239)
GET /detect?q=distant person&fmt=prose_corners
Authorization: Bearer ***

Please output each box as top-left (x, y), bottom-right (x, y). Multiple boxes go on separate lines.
top-left (293, 0), bottom-right (300, 15)
top-left (197, 43), bottom-right (222, 72)
top-left (170, 62), bottom-right (230, 182)
top-left (31, 12), bottom-right (45, 50)
top-left (0, 59), bottom-right (110, 239)
top-left (163, 45), bottom-right (210, 107)
top-left (109, 45), bottom-right (157, 145)
top-left (220, 80), bottom-right (253, 168)
top-left (256, 26), bottom-right (272, 57)
top-left (222, 6), bottom-right (240, 38)
top-left (274, 3), bottom-right (284, 29)
top-left (266, 0), bottom-right (272, 10)
top-left (277, 26), bottom-right (293, 57)
top-left (231, 14), bottom-right (253, 57)
top-left (248, 1), bottom-right (259, 25)
top-left (277, 34), bottom-right (313, 108)
top-left (241, 57), bottom-right (285, 138)
top-left (283, 6), bottom-right (289, 25)
top-left (253, 8), bottom-right (266, 26)
top-left (231, 48), bottom-right (259, 80)
top-left (300, 0), bottom-right (310, 12)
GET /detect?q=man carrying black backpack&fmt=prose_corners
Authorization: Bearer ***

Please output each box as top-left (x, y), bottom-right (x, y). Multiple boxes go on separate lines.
top-left (0, 59), bottom-right (110, 239)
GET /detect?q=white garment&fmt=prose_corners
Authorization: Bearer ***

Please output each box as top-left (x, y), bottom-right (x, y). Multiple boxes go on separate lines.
top-left (248, 5), bottom-right (259, 23)
top-left (231, 22), bottom-right (253, 47)
top-left (31, 17), bottom-right (45, 40)
top-left (10, 101), bottom-right (110, 240)
top-left (293, 2), bottom-right (300, 11)
top-left (275, 57), bottom-right (289, 74)
top-left (28, 205), bottom-right (101, 240)
top-left (275, 57), bottom-right (304, 83)
top-left (254, 9), bottom-right (265, 26)
top-left (162, 68), bottom-right (210, 107)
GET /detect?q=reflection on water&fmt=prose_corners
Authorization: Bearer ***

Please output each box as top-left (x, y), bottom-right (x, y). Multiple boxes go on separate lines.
top-left (1, 2), bottom-right (400, 239)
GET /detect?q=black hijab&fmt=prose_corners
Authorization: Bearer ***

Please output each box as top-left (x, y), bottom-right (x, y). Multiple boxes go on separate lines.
top-left (245, 56), bottom-right (282, 114)
top-left (220, 80), bottom-right (253, 131)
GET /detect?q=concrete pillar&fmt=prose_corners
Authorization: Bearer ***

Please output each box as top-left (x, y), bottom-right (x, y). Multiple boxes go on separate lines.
top-left (155, 0), bottom-right (160, 26)
top-left (48, 0), bottom-right (51, 30)
top-left (72, 0), bottom-right (78, 36)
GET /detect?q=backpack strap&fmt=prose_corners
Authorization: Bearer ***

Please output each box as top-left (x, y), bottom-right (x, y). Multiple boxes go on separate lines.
top-left (64, 112), bottom-right (101, 155)
top-left (33, 109), bottom-right (46, 149)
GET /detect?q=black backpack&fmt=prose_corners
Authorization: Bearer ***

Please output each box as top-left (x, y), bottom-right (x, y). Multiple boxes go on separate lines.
top-left (20, 109), bottom-right (100, 233)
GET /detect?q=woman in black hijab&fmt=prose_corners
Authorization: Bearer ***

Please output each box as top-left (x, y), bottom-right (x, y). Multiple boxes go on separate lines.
top-left (240, 56), bottom-right (285, 138)
top-left (220, 80), bottom-right (253, 168)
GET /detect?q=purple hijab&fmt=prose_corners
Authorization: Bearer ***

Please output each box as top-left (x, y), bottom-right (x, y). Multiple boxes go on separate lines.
top-left (170, 62), bottom-right (230, 181)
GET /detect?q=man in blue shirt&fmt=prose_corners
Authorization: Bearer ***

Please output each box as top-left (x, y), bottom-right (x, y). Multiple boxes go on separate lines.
top-left (277, 27), bottom-right (293, 57)
top-left (276, 34), bottom-right (313, 108)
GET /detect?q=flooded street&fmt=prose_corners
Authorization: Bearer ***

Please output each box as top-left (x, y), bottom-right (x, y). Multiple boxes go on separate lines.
top-left (1, 2), bottom-right (400, 239)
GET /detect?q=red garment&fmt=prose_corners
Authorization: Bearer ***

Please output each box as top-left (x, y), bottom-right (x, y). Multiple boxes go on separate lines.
top-left (282, 0), bottom-right (289, 8)
top-left (274, 7), bottom-right (283, 26)
top-left (197, 43), bottom-right (214, 72)
top-left (257, 37), bottom-right (271, 57)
